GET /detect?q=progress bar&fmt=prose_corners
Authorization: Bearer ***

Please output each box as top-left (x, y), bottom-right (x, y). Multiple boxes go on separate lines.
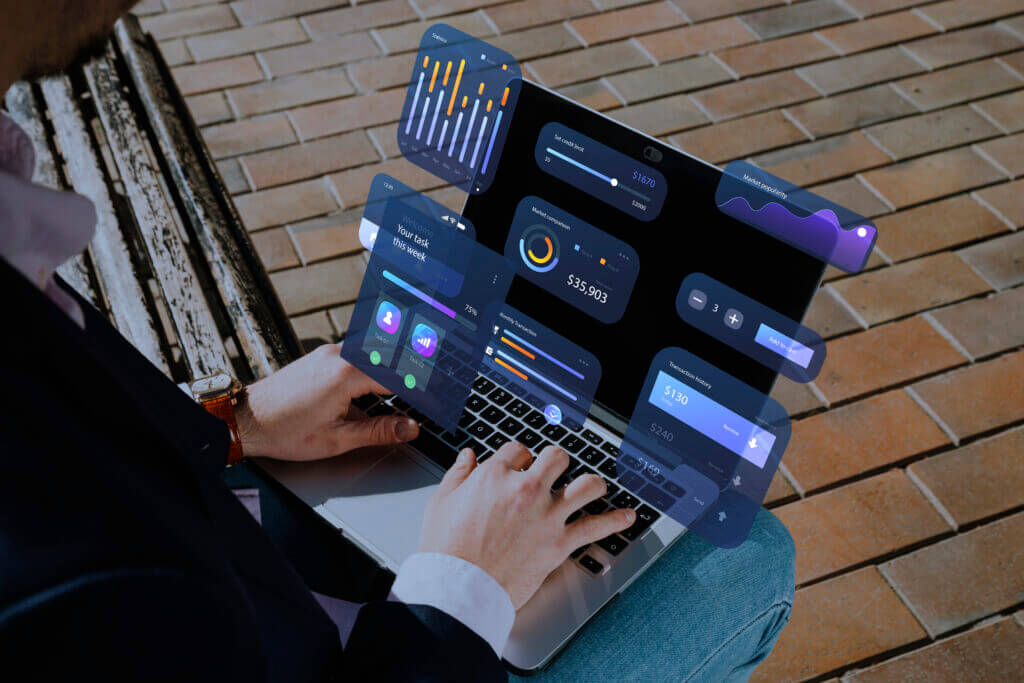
top-left (545, 147), bottom-right (651, 203)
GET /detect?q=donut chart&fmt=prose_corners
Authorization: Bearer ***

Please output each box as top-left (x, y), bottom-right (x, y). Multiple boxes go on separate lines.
top-left (519, 224), bottom-right (560, 273)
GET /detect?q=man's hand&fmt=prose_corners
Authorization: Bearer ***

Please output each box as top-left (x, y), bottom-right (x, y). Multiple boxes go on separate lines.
top-left (236, 344), bottom-right (418, 461)
top-left (418, 442), bottom-right (636, 609)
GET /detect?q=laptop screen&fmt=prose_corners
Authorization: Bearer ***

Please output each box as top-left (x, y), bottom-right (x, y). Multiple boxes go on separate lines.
top-left (462, 81), bottom-right (825, 426)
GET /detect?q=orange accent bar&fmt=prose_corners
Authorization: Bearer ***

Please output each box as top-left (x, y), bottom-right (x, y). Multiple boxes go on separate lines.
top-left (494, 357), bottom-right (528, 381)
top-left (447, 59), bottom-right (465, 116)
top-left (502, 64), bottom-right (508, 70)
top-left (478, 82), bottom-right (485, 95)
top-left (429, 61), bottom-right (439, 92)
top-left (486, 99), bottom-right (493, 112)
top-left (422, 56), bottom-right (429, 69)
top-left (442, 60), bottom-right (452, 86)
top-left (462, 95), bottom-right (468, 108)
top-left (500, 337), bottom-right (535, 360)
top-left (501, 87), bottom-right (509, 107)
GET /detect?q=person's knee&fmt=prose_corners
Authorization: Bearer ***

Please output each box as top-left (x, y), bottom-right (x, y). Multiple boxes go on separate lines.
top-left (748, 508), bottom-right (796, 605)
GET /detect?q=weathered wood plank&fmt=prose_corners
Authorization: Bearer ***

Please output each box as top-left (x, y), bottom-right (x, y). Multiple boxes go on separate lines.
top-left (114, 18), bottom-right (298, 376)
top-left (84, 47), bottom-right (231, 378)
top-left (38, 76), bottom-right (171, 376)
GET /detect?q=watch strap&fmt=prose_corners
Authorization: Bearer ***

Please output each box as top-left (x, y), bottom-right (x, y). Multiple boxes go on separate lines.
top-left (199, 391), bottom-right (244, 466)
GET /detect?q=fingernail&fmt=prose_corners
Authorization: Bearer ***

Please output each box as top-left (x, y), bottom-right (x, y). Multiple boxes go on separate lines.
top-left (459, 447), bottom-right (474, 463)
top-left (395, 418), bottom-right (418, 441)
top-left (624, 509), bottom-right (636, 523)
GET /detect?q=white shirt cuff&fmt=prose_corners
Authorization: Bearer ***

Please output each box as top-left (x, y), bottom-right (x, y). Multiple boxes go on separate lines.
top-left (389, 552), bottom-right (515, 656)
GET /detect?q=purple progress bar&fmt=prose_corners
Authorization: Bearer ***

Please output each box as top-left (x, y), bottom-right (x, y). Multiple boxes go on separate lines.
top-left (382, 270), bottom-right (456, 319)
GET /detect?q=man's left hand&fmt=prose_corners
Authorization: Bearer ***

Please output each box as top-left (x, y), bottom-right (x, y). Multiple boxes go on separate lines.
top-left (236, 344), bottom-right (419, 461)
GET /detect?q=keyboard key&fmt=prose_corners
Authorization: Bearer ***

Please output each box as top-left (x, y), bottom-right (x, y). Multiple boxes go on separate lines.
top-left (639, 484), bottom-right (676, 512)
top-left (621, 505), bottom-right (660, 541)
top-left (619, 471), bottom-right (646, 493)
top-left (523, 393), bottom-right (545, 409)
top-left (366, 402), bottom-right (396, 417)
top-left (517, 429), bottom-right (542, 450)
top-left (566, 509), bottom-right (583, 524)
top-left (552, 472), bottom-right (572, 490)
top-left (391, 397), bottom-right (410, 411)
top-left (663, 481), bottom-right (686, 497)
top-left (472, 377), bottom-right (495, 394)
top-left (352, 394), bottom-right (380, 410)
top-left (541, 424), bottom-right (567, 441)
top-left (476, 450), bottom-right (493, 463)
top-left (458, 411), bottom-right (476, 430)
top-left (497, 417), bottom-right (524, 437)
top-left (569, 464), bottom-right (595, 482)
top-left (620, 454), bottom-right (642, 471)
top-left (454, 366), bottom-right (477, 385)
top-left (506, 383), bottom-right (527, 396)
top-left (601, 443), bottom-right (620, 456)
top-left (488, 388), bottom-right (513, 406)
top-left (485, 432), bottom-right (510, 450)
top-left (560, 434), bottom-right (586, 453)
top-left (488, 370), bottom-right (509, 385)
top-left (422, 419), bottom-right (444, 435)
top-left (535, 441), bottom-right (553, 455)
top-left (563, 418), bottom-right (583, 432)
top-left (581, 429), bottom-right (603, 445)
top-left (598, 459), bottom-right (618, 479)
top-left (411, 432), bottom-right (457, 469)
top-left (479, 406), bottom-right (505, 424)
top-left (462, 439), bottom-right (485, 457)
top-left (407, 408), bottom-right (427, 423)
top-left (524, 410), bottom-right (547, 429)
top-left (441, 430), bottom-right (470, 448)
top-left (602, 481), bottom-right (621, 500)
top-left (610, 490), bottom-right (640, 509)
top-left (597, 535), bottom-right (628, 556)
top-left (579, 446), bottom-right (604, 467)
top-left (466, 420), bottom-right (495, 440)
top-left (584, 499), bottom-right (607, 515)
top-left (578, 555), bottom-right (603, 574)
top-left (570, 545), bottom-right (588, 559)
top-left (465, 394), bottom-right (487, 412)
top-left (506, 399), bottom-right (531, 417)
top-left (644, 470), bottom-right (666, 485)
top-left (454, 349), bottom-right (472, 363)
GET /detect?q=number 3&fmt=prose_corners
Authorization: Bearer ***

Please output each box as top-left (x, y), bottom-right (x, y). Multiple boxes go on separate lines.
top-left (712, 303), bottom-right (719, 312)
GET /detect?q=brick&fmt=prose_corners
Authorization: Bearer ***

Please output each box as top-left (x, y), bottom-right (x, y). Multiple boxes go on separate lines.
top-left (163, 0), bottom-right (225, 9)
top-left (185, 92), bottom-right (233, 126)
top-left (570, 2), bottom-right (685, 46)
top-left (817, 10), bottom-right (935, 55)
top-left (809, 177), bottom-right (893, 218)
top-left (860, 147), bottom-right (1005, 209)
top-left (817, 316), bottom-right (965, 403)
top-left (636, 17), bottom-right (756, 63)
top-left (715, 33), bottom-right (837, 78)
top-left (186, 19), bottom-right (308, 63)
top-left (787, 390), bottom-right (950, 491)
top-left (241, 131), bottom-right (379, 189)
top-left (414, 0), bottom-right (507, 17)
top-left (841, 0), bottom-right (922, 15)
top-left (302, 0), bottom-right (419, 39)
top-left (159, 39), bottom-right (192, 67)
top-left (132, 0), bottom-right (164, 15)
top-left (799, 47), bottom-right (923, 96)
top-left (483, 0), bottom-right (596, 33)
top-left (785, 84), bottom-right (917, 138)
top-left (958, 230), bottom-right (1024, 289)
top-left (849, 618), bottom-right (1024, 682)
top-left (329, 159), bottom-right (445, 208)
top-left (347, 54), bottom-right (418, 93)
top-left (270, 255), bottom-right (366, 314)
top-left (230, 0), bottom-right (338, 26)
top-left (671, 110), bottom-right (807, 164)
top-left (805, 286), bottom-right (862, 339)
top-left (764, 469), bottom-right (797, 505)
top-left (880, 512), bottom-right (1024, 636)
top-left (329, 303), bottom-right (356, 338)
top-left (373, 15), bottom-right (495, 55)
top-left (607, 94), bottom-right (708, 136)
top-left (930, 287), bottom-right (1024, 361)
top-left (867, 106), bottom-right (1000, 161)
top-left (228, 67), bottom-right (354, 117)
top-left (291, 311), bottom-right (335, 352)
top-left (671, 0), bottom-right (782, 23)
top-left (261, 32), bottom-right (379, 78)
top-left (216, 158), bottom-right (249, 195)
top-left (896, 59), bottom-right (1024, 111)
top-left (691, 71), bottom-right (817, 122)
top-left (975, 178), bottom-right (1024, 228)
top-left (366, 123), bottom-right (401, 159)
top-left (602, 57), bottom-right (727, 104)
top-left (739, 0), bottom-right (855, 40)
top-left (977, 131), bottom-right (1024, 177)
top-left (832, 253), bottom-right (992, 325)
top-left (489, 24), bottom-right (583, 63)
top-left (251, 227), bottom-right (299, 271)
top-left (558, 80), bottom-right (623, 112)
top-left (770, 375), bottom-right (824, 417)
top-left (172, 55), bottom-right (265, 95)
top-left (234, 178), bottom-right (338, 231)
top-left (141, 5), bottom-right (237, 40)
top-left (776, 470), bottom-right (950, 583)
top-left (202, 114), bottom-right (297, 159)
top-left (973, 89), bottom-right (1024, 134)
top-left (918, 0), bottom-right (1024, 31)
top-left (912, 350), bottom-right (1024, 441)
top-left (290, 89), bottom-right (406, 141)
top-left (904, 24), bottom-right (1023, 71)
top-left (288, 211), bottom-right (364, 264)
top-left (526, 41), bottom-right (651, 88)
top-left (878, 195), bottom-right (1008, 264)
top-left (912, 426), bottom-right (1024, 528)
top-left (821, 250), bottom-right (888, 283)
top-left (753, 131), bottom-right (891, 187)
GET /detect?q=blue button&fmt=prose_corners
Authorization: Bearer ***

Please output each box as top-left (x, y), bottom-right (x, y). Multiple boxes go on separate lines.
top-left (754, 324), bottom-right (815, 369)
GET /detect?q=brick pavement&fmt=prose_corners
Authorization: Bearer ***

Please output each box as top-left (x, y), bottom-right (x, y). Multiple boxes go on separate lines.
top-left (134, 0), bottom-right (1024, 679)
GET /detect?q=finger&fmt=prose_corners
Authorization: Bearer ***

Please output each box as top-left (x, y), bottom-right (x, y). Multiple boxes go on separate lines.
top-left (333, 415), bottom-right (418, 452)
top-left (558, 473), bottom-right (607, 514)
top-left (493, 440), bottom-right (533, 471)
top-left (565, 508), bottom-right (636, 549)
top-left (437, 447), bottom-right (477, 496)
top-left (528, 445), bottom-right (570, 489)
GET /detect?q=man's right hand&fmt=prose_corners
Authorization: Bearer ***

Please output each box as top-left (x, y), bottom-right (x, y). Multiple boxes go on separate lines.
top-left (418, 442), bottom-right (636, 609)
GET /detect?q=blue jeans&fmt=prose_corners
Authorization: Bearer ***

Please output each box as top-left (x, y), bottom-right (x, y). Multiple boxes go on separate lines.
top-left (516, 509), bottom-right (795, 682)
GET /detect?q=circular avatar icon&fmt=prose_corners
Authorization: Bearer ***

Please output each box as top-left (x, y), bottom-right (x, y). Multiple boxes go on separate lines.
top-left (404, 373), bottom-right (417, 389)
top-left (369, 350), bottom-right (382, 365)
top-left (519, 224), bottom-right (560, 274)
top-left (543, 404), bottom-right (562, 425)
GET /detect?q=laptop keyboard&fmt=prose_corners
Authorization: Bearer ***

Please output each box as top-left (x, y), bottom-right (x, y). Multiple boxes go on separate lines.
top-left (351, 366), bottom-right (665, 577)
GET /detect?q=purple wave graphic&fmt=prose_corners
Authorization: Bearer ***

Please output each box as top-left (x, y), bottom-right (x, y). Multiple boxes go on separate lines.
top-left (718, 196), bottom-right (875, 272)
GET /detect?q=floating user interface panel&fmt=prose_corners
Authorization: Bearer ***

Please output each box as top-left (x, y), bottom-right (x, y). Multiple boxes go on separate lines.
top-left (359, 173), bottom-right (475, 251)
top-left (716, 161), bottom-right (877, 273)
top-left (676, 273), bottom-right (826, 383)
top-left (535, 122), bottom-right (667, 221)
top-left (398, 24), bottom-right (521, 194)
top-left (342, 197), bottom-right (514, 431)
top-left (481, 304), bottom-right (601, 431)
top-left (504, 196), bottom-right (640, 324)
top-left (619, 347), bottom-right (790, 547)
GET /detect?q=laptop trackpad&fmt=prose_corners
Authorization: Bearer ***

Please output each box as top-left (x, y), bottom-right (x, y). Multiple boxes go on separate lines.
top-left (322, 450), bottom-right (439, 567)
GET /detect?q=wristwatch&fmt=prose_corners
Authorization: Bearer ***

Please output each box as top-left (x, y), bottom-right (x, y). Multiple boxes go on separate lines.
top-left (189, 373), bottom-right (247, 466)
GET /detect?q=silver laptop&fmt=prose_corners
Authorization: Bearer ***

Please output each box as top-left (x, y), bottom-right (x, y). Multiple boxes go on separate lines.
top-left (260, 81), bottom-right (824, 674)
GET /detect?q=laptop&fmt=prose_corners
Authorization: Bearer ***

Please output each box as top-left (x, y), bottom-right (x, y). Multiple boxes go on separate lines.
top-left (260, 80), bottom-right (825, 675)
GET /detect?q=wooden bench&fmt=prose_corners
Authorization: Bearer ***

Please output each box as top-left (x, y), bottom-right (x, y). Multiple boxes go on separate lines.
top-left (3, 16), bottom-right (301, 385)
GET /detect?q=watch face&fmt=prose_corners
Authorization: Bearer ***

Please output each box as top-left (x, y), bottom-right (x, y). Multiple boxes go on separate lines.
top-left (194, 374), bottom-right (232, 397)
